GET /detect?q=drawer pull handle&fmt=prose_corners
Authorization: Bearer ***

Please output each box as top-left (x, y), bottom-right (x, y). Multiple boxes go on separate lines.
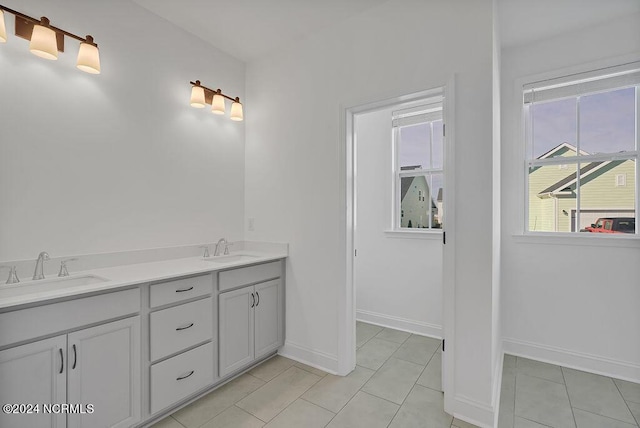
top-left (72, 344), bottom-right (77, 370)
top-left (177, 370), bottom-right (195, 381)
top-left (251, 292), bottom-right (255, 308)
top-left (176, 323), bottom-right (194, 331)
top-left (59, 349), bottom-right (64, 374)
top-left (256, 291), bottom-right (260, 307)
top-left (175, 286), bottom-right (194, 293)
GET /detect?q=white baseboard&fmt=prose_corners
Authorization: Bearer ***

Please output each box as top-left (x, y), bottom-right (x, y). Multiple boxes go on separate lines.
top-left (503, 338), bottom-right (640, 383)
top-left (451, 394), bottom-right (496, 428)
top-left (356, 309), bottom-right (443, 339)
top-left (278, 340), bottom-right (339, 375)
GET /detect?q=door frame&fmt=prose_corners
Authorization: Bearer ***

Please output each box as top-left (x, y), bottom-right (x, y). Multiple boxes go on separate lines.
top-left (338, 76), bottom-right (457, 406)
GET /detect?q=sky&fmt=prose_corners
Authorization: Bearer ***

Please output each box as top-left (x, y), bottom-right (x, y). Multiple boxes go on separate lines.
top-left (399, 121), bottom-right (443, 169)
top-left (399, 121), bottom-right (444, 207)
top-left (531, 87), bottom-right (636, 158)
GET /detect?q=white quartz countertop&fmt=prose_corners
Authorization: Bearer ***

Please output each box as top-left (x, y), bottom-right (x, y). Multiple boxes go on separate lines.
top-left (0, 250), bottom-right (287, 310)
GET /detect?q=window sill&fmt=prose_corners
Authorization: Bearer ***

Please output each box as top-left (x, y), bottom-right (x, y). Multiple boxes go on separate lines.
top-left (511, 232), bottom-right (640, 248)
top-left (384, 229), bottom-right (443, 240)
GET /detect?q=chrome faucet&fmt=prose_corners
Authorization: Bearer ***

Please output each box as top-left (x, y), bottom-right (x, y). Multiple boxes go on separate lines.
top-left (214, 238), bottom-right (230, 256)
top-left (58, 258), bottom-right (77, 277)
top-left (1, 266), bottom-right (20, 284)
top-left (33, 251), bottom-right (50, 280)
top-left (200, 246), bottom-right (210, 258)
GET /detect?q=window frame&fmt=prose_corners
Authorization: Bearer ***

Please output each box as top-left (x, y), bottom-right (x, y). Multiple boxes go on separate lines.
top-left (392, 101), bottom-right (444, 233)
top-left (522, 62), bottom-right (640, 237)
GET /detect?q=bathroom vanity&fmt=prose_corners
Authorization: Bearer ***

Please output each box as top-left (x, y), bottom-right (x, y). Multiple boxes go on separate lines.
top-left (0, 253), bottom-right (286, 428)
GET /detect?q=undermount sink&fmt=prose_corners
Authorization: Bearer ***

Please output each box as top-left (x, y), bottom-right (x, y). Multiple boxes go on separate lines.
top-left (203, 255), bottom-right (260, 264)
top-left (0, 275), bottom-right (109, 299)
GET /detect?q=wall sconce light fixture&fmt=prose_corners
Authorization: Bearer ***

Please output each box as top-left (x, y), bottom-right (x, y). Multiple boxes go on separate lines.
top-left (189, 80), bottom-right (243, 121)
top-left (0, 4), bottom-right (101, 74)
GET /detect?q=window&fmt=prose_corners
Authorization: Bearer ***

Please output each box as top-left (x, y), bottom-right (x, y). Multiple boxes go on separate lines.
top-left (524, 62), bottom-right (639, 235)
top-left (393, 100), bottom-right (444, 230)
top-left (616, 174), bottom-right (627, 187)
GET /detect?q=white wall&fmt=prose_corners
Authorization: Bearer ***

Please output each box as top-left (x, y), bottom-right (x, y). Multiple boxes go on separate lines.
top-left (245, 0), bottom-right (498, 425)
top-left (501, 13), bottom-right (640, 382)
top-left (0, 0), bottom-right (245, 261)
top-left (354, 107), bottom-right (443, 337)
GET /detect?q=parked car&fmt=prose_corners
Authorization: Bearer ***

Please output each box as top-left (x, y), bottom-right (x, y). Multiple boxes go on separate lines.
top-left (582, 217), bottom-right (635, 233)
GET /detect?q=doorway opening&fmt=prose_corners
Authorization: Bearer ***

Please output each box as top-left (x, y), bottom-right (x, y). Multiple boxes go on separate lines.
top-left (340, 83), bottom-right (456, 402)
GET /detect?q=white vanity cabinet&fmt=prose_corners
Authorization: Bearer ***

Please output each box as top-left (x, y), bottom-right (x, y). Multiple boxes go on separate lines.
top-left (67, 317), bottom-right (141, 428)
top-left (148, 274), bottom-right (215, 415)
top-left (0, 256), bottom-right (286, 428)
top-left (0, 289), bottom-right (141, 428)
top-left (218, 261), bottom-right (284, 377)
top-left (0, 336), bottom-right (67, 428)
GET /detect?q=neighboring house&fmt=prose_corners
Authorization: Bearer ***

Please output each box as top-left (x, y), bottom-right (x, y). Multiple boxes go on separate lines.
top-left (529, 143), bottom-right (636, 232)
top-left (400, 170), bottom-right (438, 228)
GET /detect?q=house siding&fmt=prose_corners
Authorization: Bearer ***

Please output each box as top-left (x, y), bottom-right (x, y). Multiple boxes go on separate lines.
top-left (529, 158), bottom-right (635, 232)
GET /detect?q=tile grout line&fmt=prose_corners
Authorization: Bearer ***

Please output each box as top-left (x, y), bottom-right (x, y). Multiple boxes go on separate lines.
top-left (170, 415), bottom-right (187, 428)
top-left (560, 366), bottom-right (579, 428)
top-left (236, 366), bottom-right (324, 425)
top-left (518, 416), bottom-right (554, 427)
top-left (358, 327), bottom-right (445, 427)
top-left (612, 378), bottom-right (640, 427)
top-left (232, 403), bottom-right (269, 424)
top-left (571, 406), bottom-right (640, 427)
top-left (385, 343), bottom-right (443, 428)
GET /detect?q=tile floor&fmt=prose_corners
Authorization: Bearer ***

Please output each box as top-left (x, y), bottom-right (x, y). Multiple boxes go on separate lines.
top-left (152, 322), bottom-right (474, 428)
top-left (498, 354), bottom-right (640, 428)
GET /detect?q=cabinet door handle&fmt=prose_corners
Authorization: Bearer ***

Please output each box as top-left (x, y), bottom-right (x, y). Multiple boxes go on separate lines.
top-left (72, 344), bottom-right (77, 370)
top-left (176, 370), bottom-right (194, 381)
top-left (256, 291), bottom-right (260, 307)
top-left (176, 322), bottom-right (194, 331)
top-left (251, 292), bottom-right (255, 308)
top-left (59, 348), bottom-right (64, 374)
top-left (175, 286), bottom-right (194, 293)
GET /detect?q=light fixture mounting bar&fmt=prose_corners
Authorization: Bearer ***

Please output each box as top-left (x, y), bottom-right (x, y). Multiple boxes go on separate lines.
top-left (0, 4), bottom-right (98, 46)
top-left (190, 81), bottom-right (240, 104)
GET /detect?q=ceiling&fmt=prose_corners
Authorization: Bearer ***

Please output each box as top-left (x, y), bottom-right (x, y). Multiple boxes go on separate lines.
top-left (499, 0), bottom-right (640, 48)
top-left (134, 0), bottom-right (640, 61)
top-left (132, 0), bottom-right (389, 62)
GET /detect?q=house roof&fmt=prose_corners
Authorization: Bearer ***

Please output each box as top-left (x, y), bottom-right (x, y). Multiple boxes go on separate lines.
top-left (537, 142), bottom-right (589, 159)
top-left (538, 161), bottom-right (604, 195)
top-left (537, 159), bottom-right (631, 196)
top-left (400, 177), bottom-right (413, 201)
top-left (400, 176), bottom-right (437, 208)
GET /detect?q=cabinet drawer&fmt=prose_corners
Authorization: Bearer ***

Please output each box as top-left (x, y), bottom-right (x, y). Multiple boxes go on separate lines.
top-left (219, 261), bottom-right (281, 292)
top-left (150, 274), bottom-right (212, 308)
top-left (150, 342), bottom-right (214, 414)
top-left (0, 288), bottom-right (140, 348)
top-left (150, 298), bottom-right (213, 361)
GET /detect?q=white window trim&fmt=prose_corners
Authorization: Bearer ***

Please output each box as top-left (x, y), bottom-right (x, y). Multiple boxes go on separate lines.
top-left (520, 59), bottom-right (640, 238)
top-left (392, 100), bottom-right (444, 233)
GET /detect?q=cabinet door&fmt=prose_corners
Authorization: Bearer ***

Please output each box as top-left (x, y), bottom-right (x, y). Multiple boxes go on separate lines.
top-left (219, 286), bottom-right (254, 377)
top-left (67, 316), bottom-right (140, 428)
top-left (0, 336), bottom-right (67, 428)
top-left (254, 279), bottom-right (282, 358)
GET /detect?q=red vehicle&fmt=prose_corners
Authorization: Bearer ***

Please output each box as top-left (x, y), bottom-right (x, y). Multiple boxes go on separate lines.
top-left (583, 217), bottom-right (635, 234)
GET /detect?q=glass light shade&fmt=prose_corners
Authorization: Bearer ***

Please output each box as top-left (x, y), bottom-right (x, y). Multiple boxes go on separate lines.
top-left (190, 86), bottom-right (206, 108)
top-left (211, 93), bottom-right (225, 115)
top-left (0, 10), bottom-right (7, 43)
top-left (77, 42), bottom-right (101, 74)
top-left (230, 101), bottom-right (243, 121)
top-left (30, 24), bottom-right (58, 60)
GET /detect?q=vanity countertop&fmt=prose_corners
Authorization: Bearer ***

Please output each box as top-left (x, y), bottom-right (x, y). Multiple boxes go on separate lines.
top-left (0, 250), bottom-right (287, 310)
